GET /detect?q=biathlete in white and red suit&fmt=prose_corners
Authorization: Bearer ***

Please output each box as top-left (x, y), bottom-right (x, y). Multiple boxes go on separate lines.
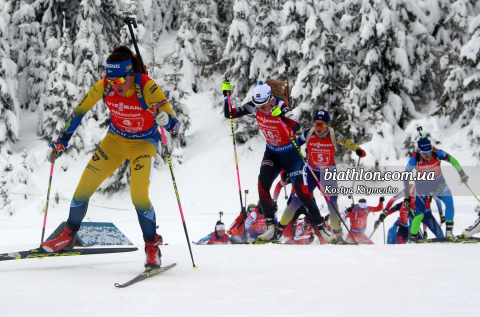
top-left (222, 79), bottom-right (335, 244)
top-left (279, 109), bottom-right (366, 243)
top-left (342, 198), bottom-right (384, 244)
top-left (377, 185), bottom-right (445, 244)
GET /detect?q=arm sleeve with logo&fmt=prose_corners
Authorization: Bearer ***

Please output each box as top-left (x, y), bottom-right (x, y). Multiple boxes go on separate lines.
top-left (244, 212), bottom-right (258, 232)
top-left (223, 98), bottom-right (256, 119)
top-left (334, 130), bottom-right (361, 152)
top-left (59, 79), bottom-right (104, 142)
top-left (443, 151), bottom-right (463, 172)
top-left (143, 80), bottom-right (179, 133)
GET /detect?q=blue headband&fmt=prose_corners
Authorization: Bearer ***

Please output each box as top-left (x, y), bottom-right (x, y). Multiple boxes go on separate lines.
top-left (106, 59), bottom-right (134, 77)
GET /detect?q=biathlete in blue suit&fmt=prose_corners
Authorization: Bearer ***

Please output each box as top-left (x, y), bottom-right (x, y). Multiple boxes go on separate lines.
top-left (403, 137), bottom-right (468, 241)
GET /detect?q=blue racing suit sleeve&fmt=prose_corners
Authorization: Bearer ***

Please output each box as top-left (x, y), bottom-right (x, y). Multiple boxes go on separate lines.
top-left (58, 111), bottom-right (84, 143)
top-left (295, 129), bottom-right (310, 147)
top-left (223, 97), bottom-right (255, 119)
top-left (196, 234), bottom-right (212, 245)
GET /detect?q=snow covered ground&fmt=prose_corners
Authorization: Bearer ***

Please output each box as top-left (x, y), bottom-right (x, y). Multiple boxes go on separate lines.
top-left (1, 91), bottom-right (480, 316)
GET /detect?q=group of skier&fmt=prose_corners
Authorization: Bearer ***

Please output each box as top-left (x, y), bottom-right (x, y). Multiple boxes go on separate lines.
top-left (217, 78), bottom-right (476, 246)
top-left (39, 45), bottom-right (479, 269)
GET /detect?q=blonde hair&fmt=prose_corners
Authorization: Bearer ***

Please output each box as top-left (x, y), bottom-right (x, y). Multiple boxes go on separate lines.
top-left (266, 78), bottom-right (290, 106)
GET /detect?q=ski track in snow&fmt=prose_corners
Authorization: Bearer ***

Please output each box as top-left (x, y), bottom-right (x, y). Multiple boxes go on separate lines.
top-left (1, 92), bottom-right (480, 316)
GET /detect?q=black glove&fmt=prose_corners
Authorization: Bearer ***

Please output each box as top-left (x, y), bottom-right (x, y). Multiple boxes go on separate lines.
top-left (355, 148), bottom-right (366, 158)
top-left (440, 214), bottom-right (446, 224)
top-left (379, 196), bottom-right (385, 202)
top-left (273, 200), bottom-right (278, 212)
top-left (404, 196), bottom-right (411, 208)
top-left (379, 211), bottom-right (387, 222)
top-left (459, 169), bottom-right (469, 184)
top-left (325, 214), bottom-right (330, 223)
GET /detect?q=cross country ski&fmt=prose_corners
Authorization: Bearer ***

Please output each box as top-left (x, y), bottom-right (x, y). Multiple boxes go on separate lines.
top-left (114, 263), bottom-right (177, 288)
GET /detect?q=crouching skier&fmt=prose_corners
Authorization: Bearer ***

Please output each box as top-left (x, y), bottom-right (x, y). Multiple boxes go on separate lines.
top-left (41, 46), bottom-right (180, 270)
top-left (222, 79), bottom-right (335, 244)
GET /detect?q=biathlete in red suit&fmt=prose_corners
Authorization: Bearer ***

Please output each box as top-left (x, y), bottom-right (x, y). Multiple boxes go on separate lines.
top-left (227, 204), bottom-right (271, 243)
top-left (284, 109), bottom-right (366, 243)
top-left (342, 198), bottom-right (384, 244)
top-left (222, 79), bottom-right (335, 244)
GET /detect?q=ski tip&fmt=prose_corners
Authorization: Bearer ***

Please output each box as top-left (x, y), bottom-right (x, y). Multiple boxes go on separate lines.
top-left (193, 265), bottom-right (198, 268)
top-left (114, 283), bottom-right (123, 288)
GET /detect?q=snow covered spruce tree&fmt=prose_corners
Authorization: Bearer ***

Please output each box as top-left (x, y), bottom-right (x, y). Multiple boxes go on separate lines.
top-left (331, 0), bottom-right (439, 162)
top-left (437, 8), bottom-right (480, 158)
top-left (175, 0), bottom-right (226, 92)
top-left (144, 0), bottom-right (181, 40)
top-left (0, 2), bottom-right (22, 215)
top-left (39, 15), bottom-right (80, 151)
top-left (436, 0), bottom-right (478, 122)
top-left (160, 50), bottom-right (191, 162)
top-left (221, 0), bottom-right (257, 143)
top-left (10, 1), bottom-right (47, 112)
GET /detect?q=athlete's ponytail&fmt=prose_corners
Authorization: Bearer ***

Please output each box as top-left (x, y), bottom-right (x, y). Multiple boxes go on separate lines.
top-left (107, 46), bottom-right (142, 73)
top-left (265, 78), bottom-right (290, 106)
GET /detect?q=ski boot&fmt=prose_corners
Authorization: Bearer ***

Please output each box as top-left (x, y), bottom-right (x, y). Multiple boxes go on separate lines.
top-left (446, 222), bottom-right (457, 241)
top-left (408, 232), bottom-right (419, 244)
top-left (276, 223), bottom-right (286, 241)
top-left (144, 234), bottom-right (162, 270)
top-left (333, 229), bottom-right (347, 245)
top-left (255, 218), bottom-right (276, 244)
top-left (317, 222), bottom-right (337, 244)
top-left (40, 221), bottom-right (79, 252)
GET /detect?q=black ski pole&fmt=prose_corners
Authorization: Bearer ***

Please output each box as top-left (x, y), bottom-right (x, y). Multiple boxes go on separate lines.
top-left (383, 221), bottom-right (386, 244)
top-left (347, 157), bottom-right (361, 207)
top-left (244, 189), bottom-right (248, 210)
top-left (224, 75), bottom-right (245, 214)
top-left (284, 58), bottom-right (291, 106)
top-left (124, 17), bottom-right (197, 268)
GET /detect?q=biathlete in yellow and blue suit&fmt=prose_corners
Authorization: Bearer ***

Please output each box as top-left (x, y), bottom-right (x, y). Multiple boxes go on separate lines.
top-left (41, 46), bottom-right (179, 269)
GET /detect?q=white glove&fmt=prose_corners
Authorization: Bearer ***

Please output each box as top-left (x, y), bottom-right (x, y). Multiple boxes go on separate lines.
top-left (155, 111), bottom-right (170, 127)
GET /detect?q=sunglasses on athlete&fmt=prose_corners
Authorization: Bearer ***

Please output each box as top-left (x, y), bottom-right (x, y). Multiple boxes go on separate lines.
top-left (314, 122), bottom-right (328, 127)
top-left (107, 77), bottom-right (127, 85)
top-left (420, 149), bottom-right (433, 155)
